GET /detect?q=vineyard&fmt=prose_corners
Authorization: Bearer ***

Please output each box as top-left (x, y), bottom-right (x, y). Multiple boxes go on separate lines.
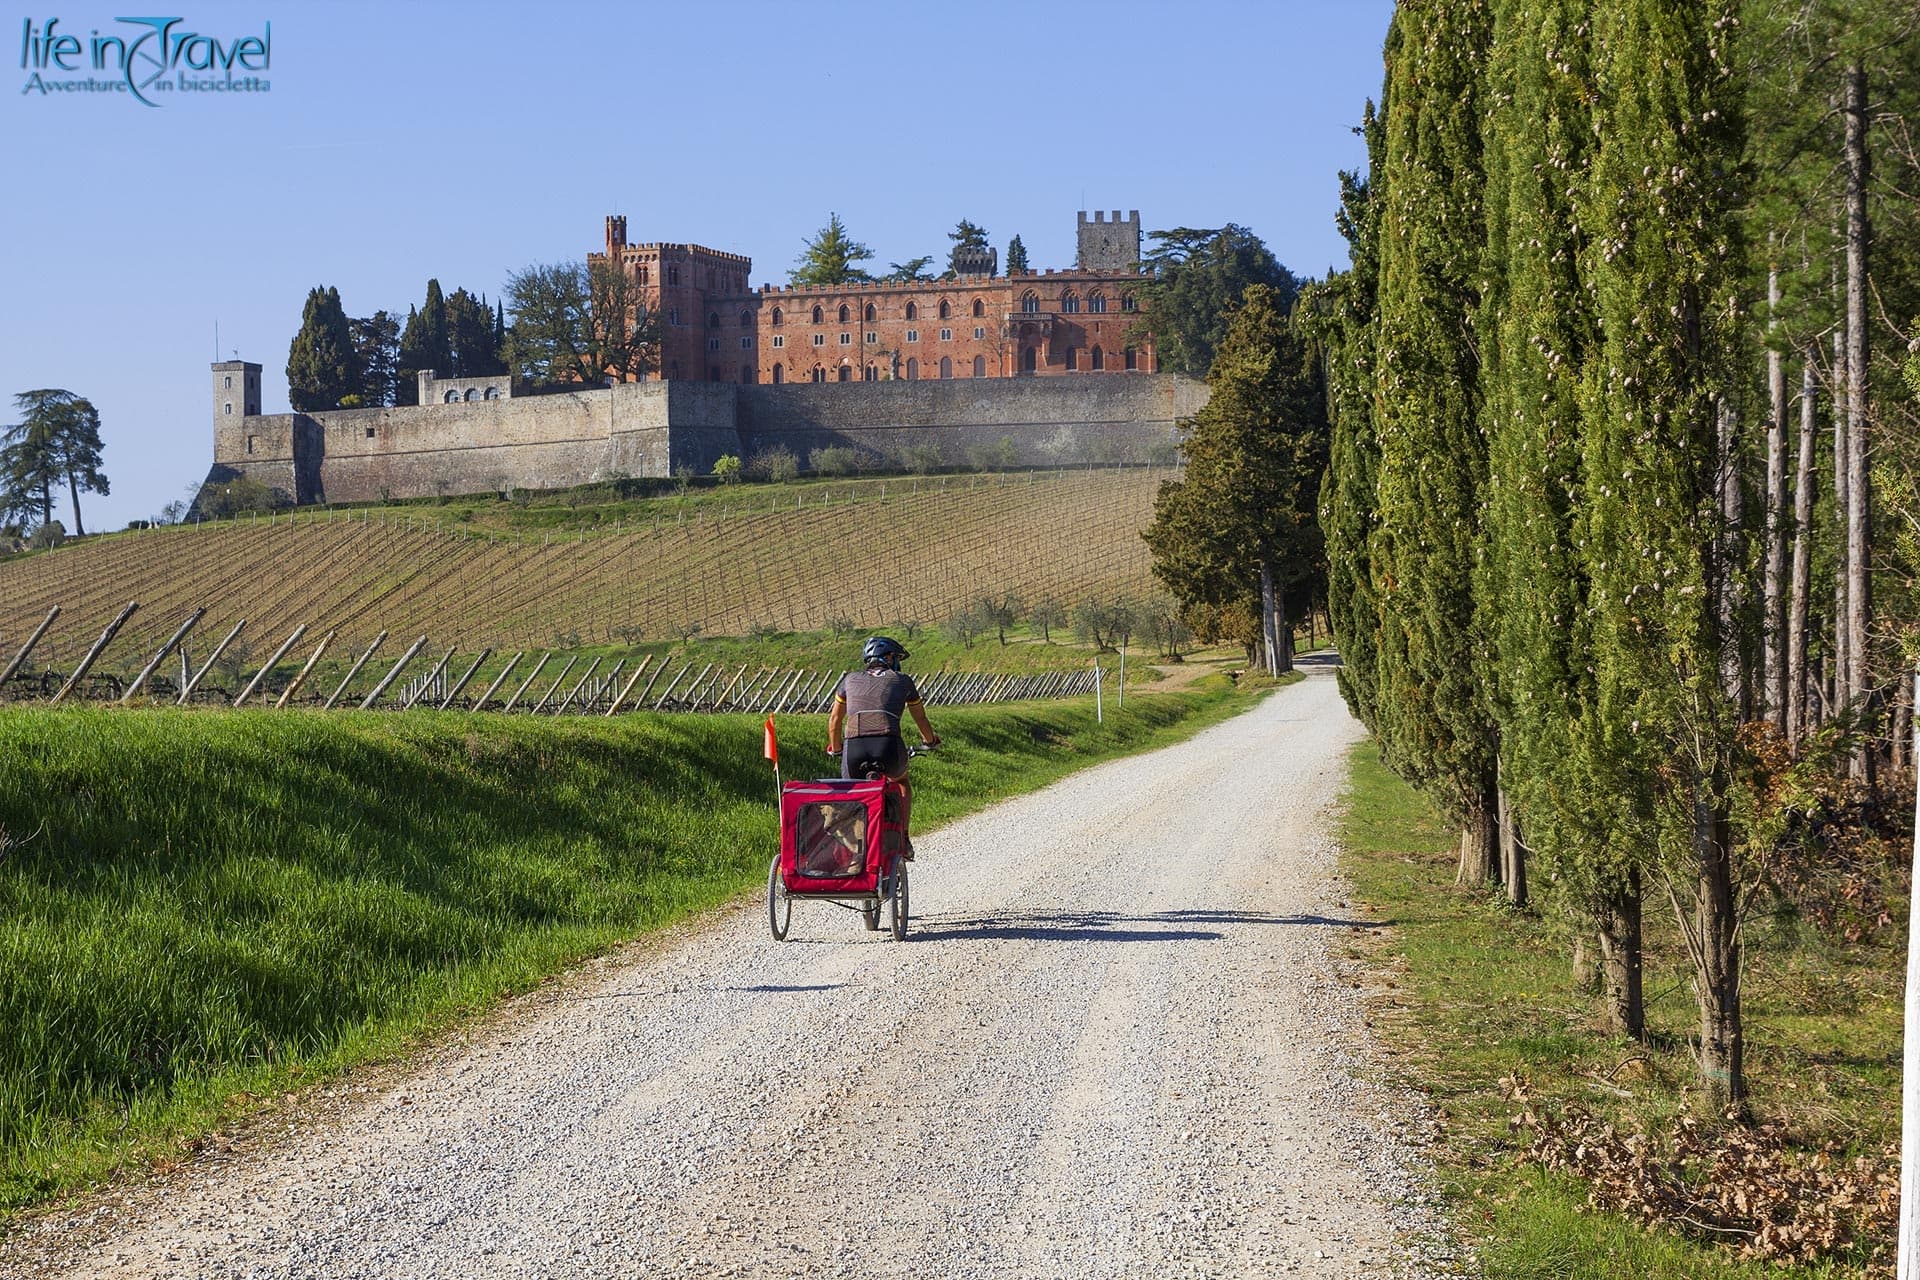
top-left (0, 469), bottom-right (1167, 705)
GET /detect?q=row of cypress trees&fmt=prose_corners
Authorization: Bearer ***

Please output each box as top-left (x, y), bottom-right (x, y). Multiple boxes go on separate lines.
top-left (1325, 0), bottom-right (1918, 1110)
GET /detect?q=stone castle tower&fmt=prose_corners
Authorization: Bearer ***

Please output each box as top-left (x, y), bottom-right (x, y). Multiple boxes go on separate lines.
top-left (213, 359), bottom-right (261, 427)
top-left (1076, 210), bottom-right (1141, 272)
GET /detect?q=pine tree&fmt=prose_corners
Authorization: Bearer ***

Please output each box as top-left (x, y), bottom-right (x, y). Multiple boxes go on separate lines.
top-left (350, 311), bottom-right (401, 407)
top-left (1367, 0), bottom-right (1501, 885)
top-left (790, 214), bottom-right (874, 287)
top-left (1574, 0), bottom-right (1748, 1108)
top-left (947, 219), bottom-right (989, 274)
top-left (1143, 285), bottom-right (1327, 670)
top-left (285, 286), bottom-right (359, 412)
top-left (1006, 235), bottom-right (1029, 274)
top-left (1137, 226), bottom-right (1296, 378)
top-left (1, 389), bottom-right (74, 531)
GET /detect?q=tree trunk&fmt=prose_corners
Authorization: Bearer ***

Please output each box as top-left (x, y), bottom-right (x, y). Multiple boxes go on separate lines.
top-left (1844, 64), bottom-right (1873, 787)
top-left (1498, 782), bottom-right (1526, 908)
top-left (1455, 781), bottom-right (1500, 889)
top-left (1834, 328), bottom-right (1850, 718)
top-left (1787, 356), bottom-right (1815, 743)
top-left (65, 469), bottom-right (86, 537)
top-left (1691, 777), bottom-right (1746, 1113)
top-left (1763, 262), bottom-right (1788, 729)
top-left (1717, 401), bottom-right (1749, 716)
top-left (1571, 934), bottom-right (1599, 996)
top-left (1276, 585), bottom-right (1294, 674)
top-left (1259, 558), bottom-right (1282, 677)
top-left (1893, 676), bottom-right (1912, 777)
top-left (1596, 875), bottom-right (1646, 1039)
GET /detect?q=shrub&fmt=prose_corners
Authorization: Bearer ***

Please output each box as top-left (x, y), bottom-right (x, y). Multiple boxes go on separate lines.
top-left (27, 520), bottom-right (66, 551)
top-left (808, 445), bottom-right (859, 476)
top-left (945, 603), bottom-right (986, 648)
top-left (903, 442), bottom-right (943, 475)
top-left (744, 446), bottom-right (799, 484)
top-left (198, 476), bottom-right (283, 518)
top-left (710, 455), bottom-right (740, 485)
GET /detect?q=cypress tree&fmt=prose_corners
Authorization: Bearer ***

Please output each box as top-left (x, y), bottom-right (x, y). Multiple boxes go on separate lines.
top-left (1005, 235), bottom-right (1029, 274)
top-left (285, 286), bottom-right (358, 412)
top-left (1368, 0), bottom-right (1501, 884)
top-left (395, 304), bottom-right (423, 405)
top-left (1574, 0), bottom-right (1748, 1107)
top-left (1322, 85), bottom-right (1390, 731)
top-left (421, 279), bottom-right (451, 374)
top-left (1478, 0), bottom-right (1650, 1029)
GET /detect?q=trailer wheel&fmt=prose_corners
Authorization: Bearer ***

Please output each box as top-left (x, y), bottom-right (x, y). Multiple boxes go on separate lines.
top-left (767, 856), bottom-right (791, 941)
top-left (889, 862), bottom-right (909, 941)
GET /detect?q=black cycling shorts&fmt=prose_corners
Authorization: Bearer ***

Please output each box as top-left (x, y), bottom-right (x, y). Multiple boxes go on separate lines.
top-left (842, 735), bottom-right (908, 781)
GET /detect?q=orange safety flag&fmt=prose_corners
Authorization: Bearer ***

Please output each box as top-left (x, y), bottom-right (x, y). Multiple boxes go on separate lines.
top-left (763, 715), bottom-right (779, 766)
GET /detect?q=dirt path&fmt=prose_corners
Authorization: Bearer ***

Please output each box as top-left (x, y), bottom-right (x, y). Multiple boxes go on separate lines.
top-left (3, 661), bottom-right (1449, 1279)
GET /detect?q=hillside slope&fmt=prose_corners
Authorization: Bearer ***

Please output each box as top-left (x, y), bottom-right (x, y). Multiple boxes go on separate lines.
top-left (0, 469), bottom-right (1164, 662)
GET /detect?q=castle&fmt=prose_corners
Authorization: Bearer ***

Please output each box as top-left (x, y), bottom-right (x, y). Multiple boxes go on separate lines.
top-left (204, 212), bottom-right (1203, 507)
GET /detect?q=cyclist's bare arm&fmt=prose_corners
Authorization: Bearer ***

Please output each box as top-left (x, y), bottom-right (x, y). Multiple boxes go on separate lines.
top-left (908, 700), bottom-right (939, 747)
top-left (826, 695), bottom-right (847, 754)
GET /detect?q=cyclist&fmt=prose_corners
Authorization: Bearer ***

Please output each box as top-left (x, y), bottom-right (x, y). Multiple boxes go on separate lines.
top-left (826, 636), bottom-right (940, 857)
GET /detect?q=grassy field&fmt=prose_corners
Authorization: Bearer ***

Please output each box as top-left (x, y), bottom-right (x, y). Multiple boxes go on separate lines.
top-left (0, 468), bottom-right (1169, 670)
top-left (0, 674), bottom-right (1260, 1221)
top-left (1335, 742), bottom-right (1901, 1280)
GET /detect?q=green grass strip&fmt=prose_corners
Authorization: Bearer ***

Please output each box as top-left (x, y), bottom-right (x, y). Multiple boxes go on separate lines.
top-left (0, 677), bottom-right (1262, 1219)
top-left (1335, 740), bottom-right (1894, 1280)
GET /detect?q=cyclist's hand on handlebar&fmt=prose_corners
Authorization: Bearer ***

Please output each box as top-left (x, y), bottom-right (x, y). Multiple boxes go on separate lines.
top-left (920, 736), bottom-right (941, 749)
top-left (825, 745), bottom-right (841, 757)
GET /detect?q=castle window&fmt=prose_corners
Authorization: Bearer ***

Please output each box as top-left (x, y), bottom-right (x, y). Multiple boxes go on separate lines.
top-left (811, 366), bottom-right (825, 383)
top-left (1121, 293), bottom-right (1136, 312)
top-left (669, 309), bottom-right (680, 325)
top-left (939, 328), bottom-right (952, 342)
top-left (708, 312), bottom-right (720, 328)
top-left (465, 387), bottom-right (480, 400)
top-left (741, 309), bottom-right (753, 326)
top-left (813, 334), bottom-right (826, 346)
top-left (773, 334), bottom-right (785, 348)
top-left (838, 304), bottom-right (850, 323)
top-left (773, 363), bottom-right (784, 383)
top-left (838, 365), bottom-right (852, 381)
top-left (905, 329), bottom-right (919, 343)
top-left (974, 327), bottom-right (985, 339)
top-left (223, 376), bottom-right (232, 389)
top-left (224, 402), bottom-right (232, 415)
top-left (812, 305), bottom-right (824, 324)
top-left (741, 336), bottom-right (754, 349)
top-left (248, 376), bottom-right (256, 390)
top-left (445, 390), bottom-right (460, 403)
top-left (366, 426), bottom-right (377, 438)
top-left (863, 364), bottom-right (877, 381)
top-left (637, 266), bottom-right (649, 286)
top-left (1091, 346), bottom-right (1104, 370)
top-left (1065, 348), bottom-right (1079, 370)
top-left (973, 355), bottom-right (986, 377)
top-left (246, 434), bottom-right (256, 453)
top-left (669, 265), bottom-right (680, 285)
top-left (866, 331), bottom-right (878, 344)
top-left (839, 333), bottom-right (852, 346)
top-left (972, 299), bottom-right (984, 317)
top-left (905, 302), bottom-right (918, 320)
top-left (1125, 347), bottom-right (1137, 370)
top-left (906, 357), bottom-right (919, 379)
top-left (938, 300), bottom-right (951, 319)
top-left (1021, 293), bottom-right (1039, 314)
top-left (485, 386), bottom-right (502, 399)
top-left (709, 338), bottom-right (721, 351)
top-left (742, 365), bottom-right (755, 384)
top-left (772, 307), bottom-right (783, 326)
top-left (864, 303), bottom-right (876, 322)
top-left (1089, 293), bottom-right (1107, 313)
top-left (1062, 293), bottom-right (1080, 314)
top-left (939, 356), bottom-right (952, 379)
top-left (711, 366), bottom-right (724, 382)
top-left (1022, 347), bottom-right (1038, 372)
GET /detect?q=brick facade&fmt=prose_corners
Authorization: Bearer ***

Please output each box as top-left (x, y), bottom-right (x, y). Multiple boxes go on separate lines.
top-left (590, 213), bottom-right (1156, 387)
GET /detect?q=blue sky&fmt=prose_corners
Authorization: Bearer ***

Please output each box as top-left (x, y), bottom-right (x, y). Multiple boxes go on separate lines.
top-left (0, 0), bottom-right (1395, 530)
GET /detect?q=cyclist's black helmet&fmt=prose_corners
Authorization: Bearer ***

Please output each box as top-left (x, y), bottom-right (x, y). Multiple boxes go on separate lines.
top-left (862, 636), bottom-right (908, 670)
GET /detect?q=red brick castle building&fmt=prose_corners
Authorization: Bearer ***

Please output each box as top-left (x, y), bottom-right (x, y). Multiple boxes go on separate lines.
top-left (590, 211), bottom-right (1156, 385)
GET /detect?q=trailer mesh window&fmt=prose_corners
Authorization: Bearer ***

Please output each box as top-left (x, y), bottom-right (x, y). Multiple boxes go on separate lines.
top-left (795, 801), bottom-right (867, 879)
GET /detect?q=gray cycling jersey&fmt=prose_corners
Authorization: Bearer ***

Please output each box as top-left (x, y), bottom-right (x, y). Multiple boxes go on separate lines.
top-left (835, 668), bottom-right (923, 738)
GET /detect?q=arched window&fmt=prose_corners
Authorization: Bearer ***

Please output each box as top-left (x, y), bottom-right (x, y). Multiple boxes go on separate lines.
top-left (668, 265), bottom-right (680, 285)
top-left (838, 364), bottom-right (852, 381)
top-left (740, 310), bottom-right (753, 326)
top-left (444, 390), bottom-right (460, 403)
top-left (1091, 346), bottom-right (1104, 371)
top-left (1062, 293), bottom-right (1080, 314)
top-left (972, 298), bottom-right (984, 317)
top-left (743, 365), bottom-right (755, 383)
top-left (811, 365), bottom-right (826, 383)
top-left (1124, 347), bottom-right (1138, 370)
top-left (771, 307), bottom-right (784, 326)
top-left (485, 385), bottom-right (502, 399)
top-left (637, 266), bottom-right (649, 286)
top-left (938, 299), bottom-right (951, 319)
top-left (773, 363), bottom-right (784, 383)
top-left (707, 312), bottom-right (719, 328)
top-left (864, 303), bottom-right (876, 322)
top-left (1065, 347), bottom-right (1078, 370)
top-left (1121, 293), bottom-right (1136, 312)
top-left (973, 355), bottom-right (985, 377)
top-left (905, 301), bottom-right (918, 320)
top-left (906, 357), bottom-right (919, 380)
top-left (838, 304), bottom-right (850, 323)
top-left (1021, 292), bottom-right (1040, 314)
top-left (812, 305), bottom-right (824, 324)
top-left (939, 356), bottom-right (953, 379)
top-left (863, 363), bottom-right (877, 381)
top-left (1088, 293), bottom-right (1107, 313)
top-left (464, 387), bottom-right (481, 401)
top-left (1022, 347), bottom-right (1038, 372)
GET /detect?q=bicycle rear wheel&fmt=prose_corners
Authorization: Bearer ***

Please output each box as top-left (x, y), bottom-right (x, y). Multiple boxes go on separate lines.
top-left (889, 861), bottom-right (909, 941)
top-left (767, 855), bottom-right (791, 941)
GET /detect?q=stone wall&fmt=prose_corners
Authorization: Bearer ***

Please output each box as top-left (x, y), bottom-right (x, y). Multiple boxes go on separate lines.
top-left (202, 374), bottom-right (1205, 507)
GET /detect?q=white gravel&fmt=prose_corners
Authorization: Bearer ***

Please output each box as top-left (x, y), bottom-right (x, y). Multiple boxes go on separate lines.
top-left (3, 661), bottom-right (1457, 1279)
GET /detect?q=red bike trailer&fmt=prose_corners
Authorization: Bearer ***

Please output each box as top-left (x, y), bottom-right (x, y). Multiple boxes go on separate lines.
top-left (769, 776), bottom-right (909, 941)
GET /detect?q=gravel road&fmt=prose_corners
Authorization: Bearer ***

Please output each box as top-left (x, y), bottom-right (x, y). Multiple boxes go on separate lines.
top-left (5, 660), bottom-right (1452, 1279)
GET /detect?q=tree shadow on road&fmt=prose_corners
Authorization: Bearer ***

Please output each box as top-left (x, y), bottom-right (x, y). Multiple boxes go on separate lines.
top-left (913, 908), bottom-right (1388, 943)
